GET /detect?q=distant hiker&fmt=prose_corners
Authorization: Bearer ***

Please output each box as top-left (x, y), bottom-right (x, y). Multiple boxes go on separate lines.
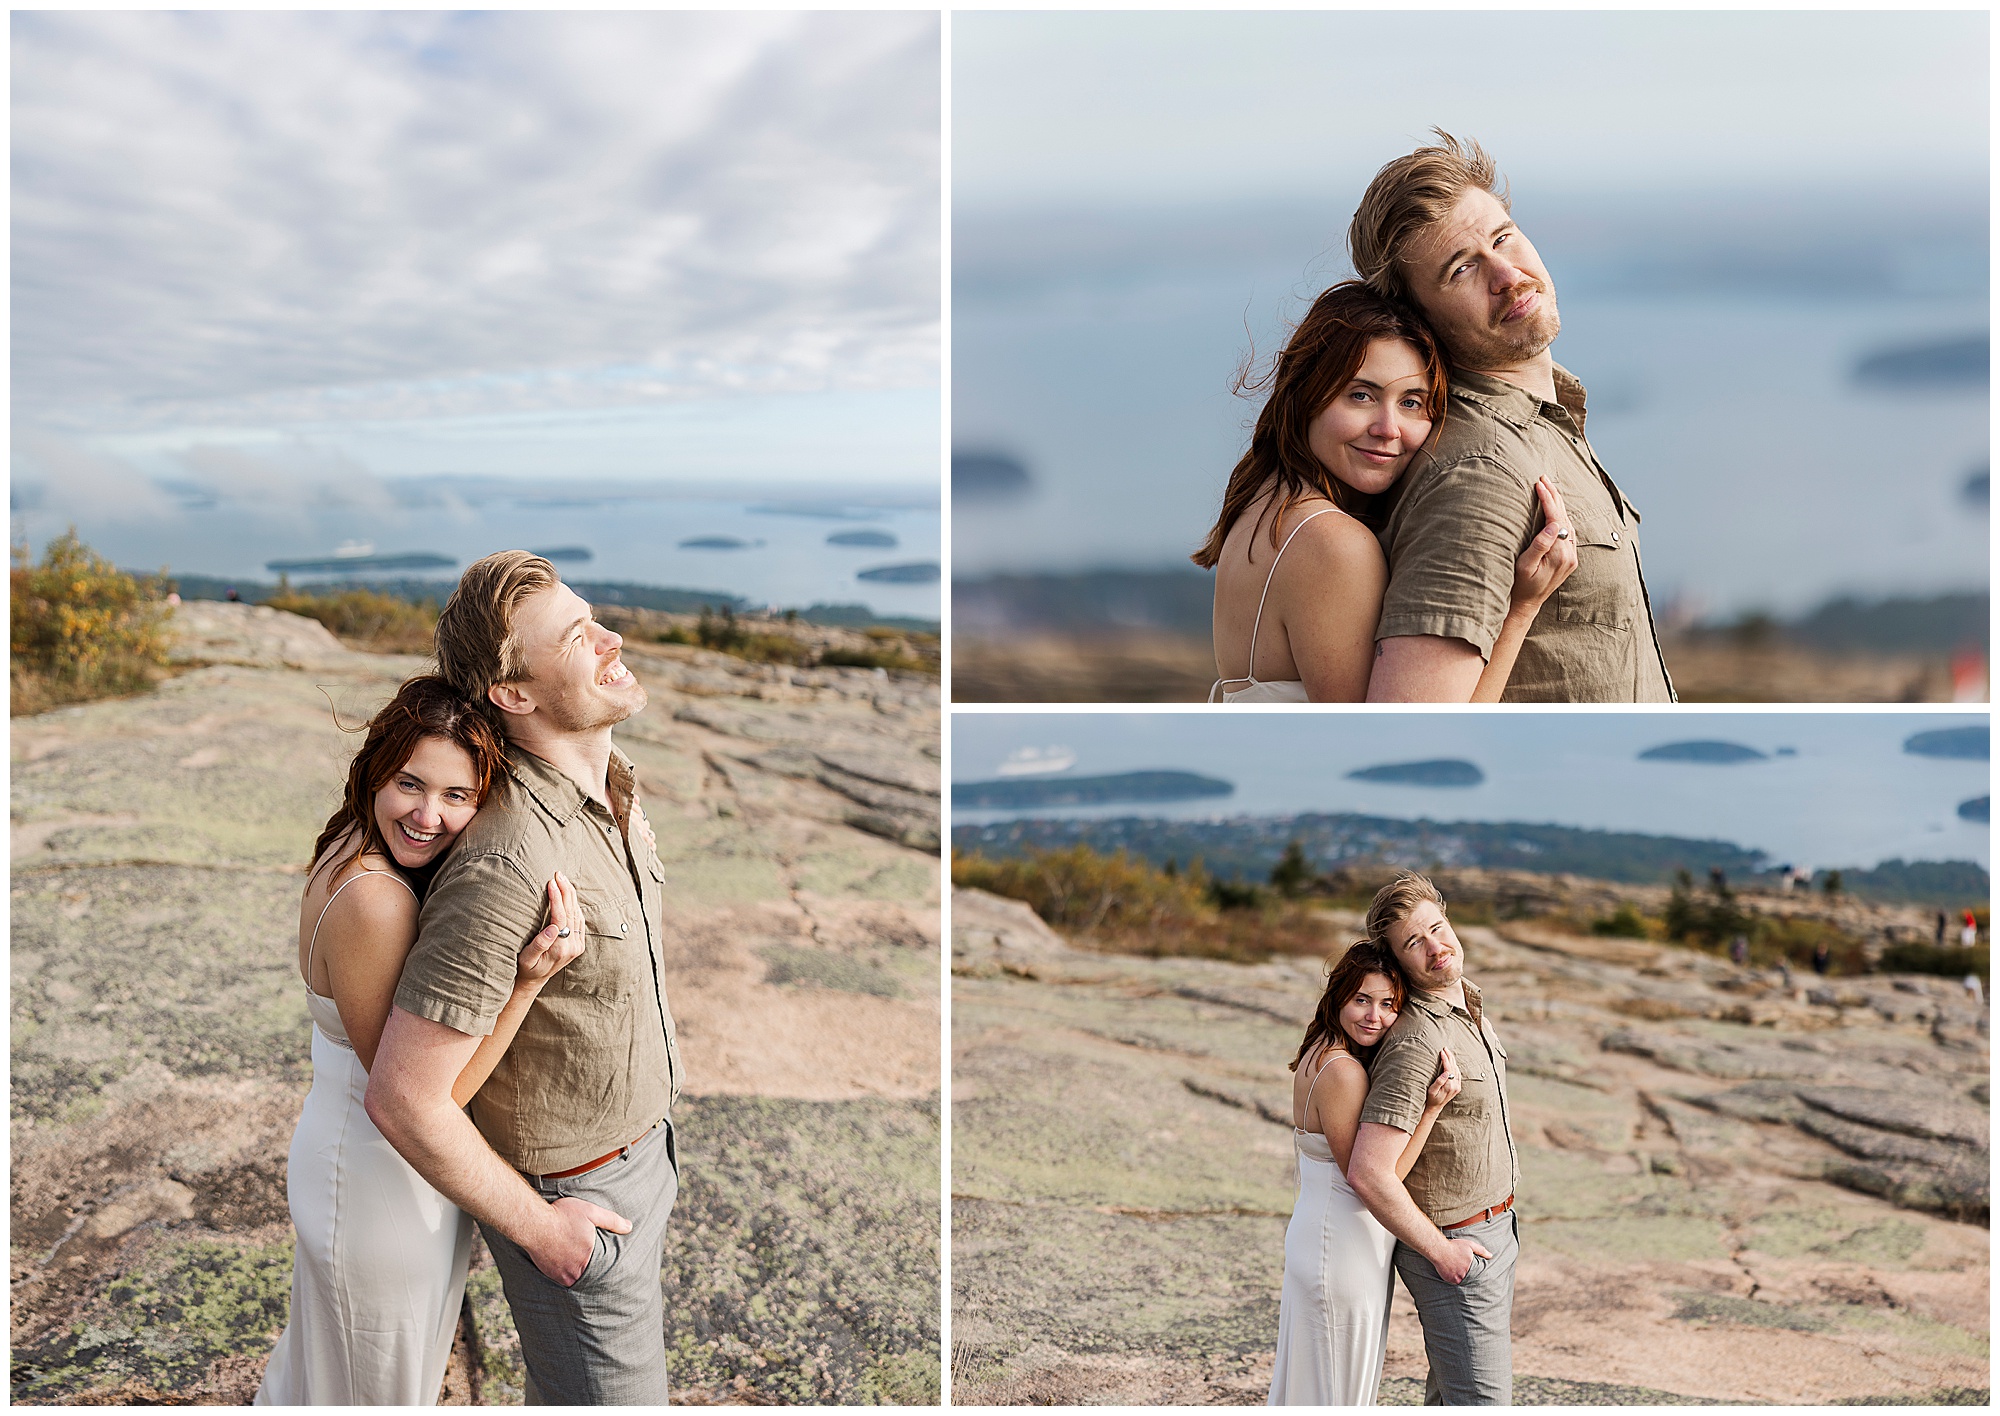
top-left (1730, 934), bottom-right (1749, 966)
top-left (1937, 910), bottom-right (1949, 946)
top-left (1812, 941), bottom-right (1831, 976)
top-left (1961, 911), bottom-right (1978, 948)
top-left (1348, 874), bottom-right (1519, 1405)
top-left (225, 585), bottom-right (241, 602)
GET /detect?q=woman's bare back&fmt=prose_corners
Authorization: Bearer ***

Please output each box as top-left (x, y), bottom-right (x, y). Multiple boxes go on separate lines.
top-left (1212, 489), bottom-right (1388, 700)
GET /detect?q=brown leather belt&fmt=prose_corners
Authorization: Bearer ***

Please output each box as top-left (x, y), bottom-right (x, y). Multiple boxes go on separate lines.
top-left (534, 1125), bottom-right (655, 1181)
top-left (1441, 1194), bottom-right (1514, 1231)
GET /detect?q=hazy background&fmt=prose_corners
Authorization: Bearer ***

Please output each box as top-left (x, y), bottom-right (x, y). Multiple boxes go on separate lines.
top-left (954, 11), bottom-right (1987, 625)
top-left (951, 713), bottom-right (1989, 877)
top-left (13, 12), bottom-right (941, 620)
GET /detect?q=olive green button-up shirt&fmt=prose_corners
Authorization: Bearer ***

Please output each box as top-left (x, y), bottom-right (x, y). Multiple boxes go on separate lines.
top-left (396, 742), bottom-right (681, 1175)
top-left (1377, 365), bottom-right (1675, 702)
top-left (1360, 979), bottom-right (1518, 1229)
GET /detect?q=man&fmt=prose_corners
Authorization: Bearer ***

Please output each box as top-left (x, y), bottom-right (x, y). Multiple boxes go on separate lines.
top-left (365, 550), bottom-right (682, 1404)
top-left (1348, 130), bottom-right (1675, 702)
top-left (1347, 875), bottom-right (1519, 1406)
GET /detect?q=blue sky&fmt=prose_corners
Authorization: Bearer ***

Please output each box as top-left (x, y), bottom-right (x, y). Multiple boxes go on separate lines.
top-left (950, 713), bottom-right (1990, 874)
top-left (12, 12), bottom-right (940, 516)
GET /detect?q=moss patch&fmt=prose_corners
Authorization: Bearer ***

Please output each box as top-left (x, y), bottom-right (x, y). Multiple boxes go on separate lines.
top-left (662, 1094), bottom-right (939, 1403)
top-left (1671, 1290), bottom-right (1831, 1332)
top-left (758, 942), bottom-right (906, 999)
top-left (11, 1235), bottom-right (292, 1402)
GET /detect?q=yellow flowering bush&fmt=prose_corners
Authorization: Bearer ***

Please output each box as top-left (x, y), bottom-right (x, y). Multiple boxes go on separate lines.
top-left (11, 530), bottom-right (169, 714)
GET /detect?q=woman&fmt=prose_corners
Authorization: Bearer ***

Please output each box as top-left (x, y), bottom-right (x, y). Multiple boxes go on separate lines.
top-left (1195, 281), bottom-right (1576, 701)
top-left (255, 676), bottom-right (581, 1406)
top-left (1269, 942), bottom-right (1459, 1407)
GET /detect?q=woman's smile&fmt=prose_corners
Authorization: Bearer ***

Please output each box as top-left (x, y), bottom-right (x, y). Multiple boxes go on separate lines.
top-left (372, 736), bottom-right (482, 869)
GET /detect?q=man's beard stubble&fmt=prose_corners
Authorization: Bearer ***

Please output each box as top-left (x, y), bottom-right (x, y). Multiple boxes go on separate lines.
top-left (541, 679), bottom-right (646, 734)
top-left (1450, 281), bottom-right (1561, 371)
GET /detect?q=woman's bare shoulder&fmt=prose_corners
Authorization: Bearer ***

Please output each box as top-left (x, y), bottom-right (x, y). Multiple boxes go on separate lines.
top-left (310, 849), bottom-right (417, 931)
top-left (1287, 505), bottom-right (1385, 562)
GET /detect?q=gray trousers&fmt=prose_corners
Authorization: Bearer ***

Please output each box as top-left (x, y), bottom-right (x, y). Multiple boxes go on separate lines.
top-left (480, 1119), bottom-right (679, 1405)
top-left (1392, 1209), bottom-right (1517, 1406)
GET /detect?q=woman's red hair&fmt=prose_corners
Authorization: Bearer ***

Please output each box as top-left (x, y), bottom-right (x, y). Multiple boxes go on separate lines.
top-left (1194, 281), bottom-right (1448, 568)
top-left (310, 675), bottom-right (508, 883)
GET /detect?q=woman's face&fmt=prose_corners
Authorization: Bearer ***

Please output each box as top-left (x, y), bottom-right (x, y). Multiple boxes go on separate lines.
top-left (1306, 338), bottom-right (1436, 496)
top-left (1339, 971), bottom-right (1402, 1049)
top-left (372, 735), bottom-right (482, 870)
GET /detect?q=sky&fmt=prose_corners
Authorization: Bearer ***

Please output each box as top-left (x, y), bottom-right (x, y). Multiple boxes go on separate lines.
top-left (12, 11), bottom-right (941, 510)
top-left (950, 713), bottom-right (1990, 875)
top-left (955, 11), bottom-right (1988, 211)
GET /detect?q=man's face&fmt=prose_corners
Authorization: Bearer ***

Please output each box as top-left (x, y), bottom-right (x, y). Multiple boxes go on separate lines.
top-left (507, 582), bottom-right (646, 733)
top-left (1385, 899), bottom-right (1464, 993)
top-left (1403, 186), bottom-right (1560, 372)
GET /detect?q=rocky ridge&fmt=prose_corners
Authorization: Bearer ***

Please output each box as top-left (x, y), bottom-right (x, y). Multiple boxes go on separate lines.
top-left (951, 888), bottom-right (1989, 1406)
top-left (11, 602), bottom-right (942, 1404)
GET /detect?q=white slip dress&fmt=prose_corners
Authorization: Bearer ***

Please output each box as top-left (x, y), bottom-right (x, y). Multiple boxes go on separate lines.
top-left (1211, 507), bottom-right (1339, 703)
top-left (254, 870), bottom-right (475, 1407)
top-left (1268, 1050), bottom-right (1397, 1406)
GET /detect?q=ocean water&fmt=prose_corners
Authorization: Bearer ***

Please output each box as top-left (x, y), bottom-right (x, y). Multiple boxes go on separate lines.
top-left (11, 487), bottom-right (942, 623)
top-left (953, 198), bottom-right (1988, 620)
top-left (949, 713), bottom-right (1990, 874)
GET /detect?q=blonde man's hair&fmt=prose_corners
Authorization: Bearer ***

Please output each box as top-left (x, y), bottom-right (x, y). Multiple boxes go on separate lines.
top-left (1348, 129), bottom-right (1506, 303)
top-left (1366, 871), bottom-right (1447, 952)
top-left (433, 550), bottom-right (558, 708)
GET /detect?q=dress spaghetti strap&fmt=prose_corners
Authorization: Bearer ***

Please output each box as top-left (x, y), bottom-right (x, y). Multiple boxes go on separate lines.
top-left (1294, 1041), bottom-right (1358, 1134)
top-left (303, 869), bottom-right (416, 995)
top-left (1211, 506), bottom-right (1342, 701)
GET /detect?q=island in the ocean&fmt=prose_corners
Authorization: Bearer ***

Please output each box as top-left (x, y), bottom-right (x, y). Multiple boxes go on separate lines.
top-left (859, 562), bottom-right (941, 584)
top-left (828, 529), bottom-right (898, 548)
top-left (953, 770), bottom-right (1233, 811)
top-left (952, 450), bottom-right (1032, 501)
top-left (529, 545), bottom-right (593, 563)
top-left (679, 536), bottom-right (761, 551)
top-left (1958, 796), bottom-right (1989, 824)
top-left (265, 551), bottom-right (456, 574)
top-left (1851, 333), bottom-right (1987, 389)
top-left (1345, 759), bottom-right (1484, 787)
top-left (1905, 726), bottom-right (1988, 761)
top-left (1638, 740), bottom-right (1767, 764)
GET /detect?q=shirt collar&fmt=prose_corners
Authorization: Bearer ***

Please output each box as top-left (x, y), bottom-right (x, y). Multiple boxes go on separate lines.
top-left (502, 741), bottom-right (634, 825)
top-left (1406, 976), bottom-right (1483, 1024)
top-left (1449, 363), bottom-right (1588, 433)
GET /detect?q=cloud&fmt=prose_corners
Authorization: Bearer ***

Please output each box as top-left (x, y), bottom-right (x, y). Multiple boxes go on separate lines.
top-left (11, 12), bottom-right (940, 429)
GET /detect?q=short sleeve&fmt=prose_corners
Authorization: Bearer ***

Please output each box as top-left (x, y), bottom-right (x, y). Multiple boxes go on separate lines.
top-left (1377, 457), bottom-right (1539, 657)
top-left (395, 852), bottom-right (540, 1037)
top-left (1360, 1031), bottom-right (1435, 1134)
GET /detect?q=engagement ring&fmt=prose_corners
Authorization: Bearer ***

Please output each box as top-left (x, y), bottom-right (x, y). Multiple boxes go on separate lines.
top-left (556, 927), bottom-right (571, 938)
top-left (1555, 527), bottom-right (1571, 540)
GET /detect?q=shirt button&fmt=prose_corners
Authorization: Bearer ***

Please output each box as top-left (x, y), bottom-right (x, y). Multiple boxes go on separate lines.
top-left (621, 922), bottom-right (630, 935)
top-left (1611, 531), bottom-right (1621, 544)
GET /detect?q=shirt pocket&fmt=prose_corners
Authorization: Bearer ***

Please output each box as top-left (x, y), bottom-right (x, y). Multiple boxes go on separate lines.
top-left (544, 886), bottom-right (636, 1002)
top-left (1451, 1047), bottom-right (1498, 1117)
top-left (1549, 508), bottom-right (1633, 628)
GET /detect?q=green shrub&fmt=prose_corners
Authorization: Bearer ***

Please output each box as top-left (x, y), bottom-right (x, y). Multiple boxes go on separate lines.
top-left (1750, 915), bottom-right (1869, 974)
top-left (819, 643), bottom-right (931, 674)
top-left (10, 530), bottom-right (169, 715)
top-left (692, 606), bottom-right (805, 665)
top-left (952, 844), bottom-right (1209, 936)
top-left (1591, 901), bottom-right (1651, 938)
top-left (1663, 868), bottom-right (1754, 948)
top-left (1879, 941), bottom-right (1989, 986)
top-left (265, 585), bottom-right (437, 653)
top-left (952, 844), bottom-right (1342, 964)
